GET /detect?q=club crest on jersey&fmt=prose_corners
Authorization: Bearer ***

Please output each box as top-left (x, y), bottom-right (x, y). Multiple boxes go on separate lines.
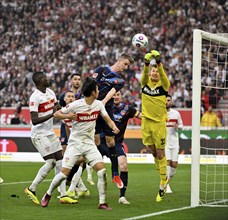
top-left (114, 114), bottom-right (122, 122)
top-left (92, 73), bottom-right (98, 78)
top-left (65, 157), bottom-right (70, 163)
top-left (120, 110), bottom-right (126, 116)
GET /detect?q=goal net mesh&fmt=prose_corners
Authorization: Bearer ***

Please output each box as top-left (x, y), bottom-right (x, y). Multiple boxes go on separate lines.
top-left (199, 32), bottom-right (228, 207)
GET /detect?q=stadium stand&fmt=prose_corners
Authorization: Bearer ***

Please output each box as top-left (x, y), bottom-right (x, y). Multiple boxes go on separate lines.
top-left (0, 0), bottom-right (227, 124)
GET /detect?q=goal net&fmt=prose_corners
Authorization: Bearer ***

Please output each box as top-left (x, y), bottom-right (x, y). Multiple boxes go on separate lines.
top-left (191, 29), bottom-right (228, 207)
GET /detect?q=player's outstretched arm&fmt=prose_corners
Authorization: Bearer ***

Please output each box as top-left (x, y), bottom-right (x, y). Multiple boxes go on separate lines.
top-left (151, 50), bottom-right (170, 91)
top-left (140, 53), bottom-right (152, 87)
top-left (103, 114), bottom-right (119, 134)
top-left (102, 87), bottom-right (116, 106)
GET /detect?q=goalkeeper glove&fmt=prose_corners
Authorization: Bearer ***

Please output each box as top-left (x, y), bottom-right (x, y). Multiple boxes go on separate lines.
top-left (151, 50), bottom-right (161, 64)
top-left (144, 53), bottom-right (153, 64)
top-left (144, 50), bottom-right (161, 65)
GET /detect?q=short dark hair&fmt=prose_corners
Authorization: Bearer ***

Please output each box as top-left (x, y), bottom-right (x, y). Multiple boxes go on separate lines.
top-left (70, 73), bottom-right (81, 79)
top-left (65, 90), bottom-right (74, 96)
top-left (81, 77), bottom-right (97, 97)
top-left (32, 71), bottom-right (45, 86)
top-left (167, 94), bottom-right (172, 99)
top-left (119, 53), bottom-right (134, 64)
top-left (152, 64), bottom-right (158, 68)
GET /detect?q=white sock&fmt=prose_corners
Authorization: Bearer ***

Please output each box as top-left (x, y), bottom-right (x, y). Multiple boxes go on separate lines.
top-left (77, 177), bottom-right (87, 192)
top-left (86, 164), bottom-right (93, 180)
top-left (29, 159), bottom-right (55, 192)
top-left (169, 167), bottom-right (176, 179)
top-left (47, 172), bottom-right (67, 196)
top-left (97, 168), bottom-right (107, 204)
top-left (55, 160), bottom-right (67, 197)
top-left (68, 166), bottom-right (83, 192)
top-left (167, 165), bottom-right (171, 180)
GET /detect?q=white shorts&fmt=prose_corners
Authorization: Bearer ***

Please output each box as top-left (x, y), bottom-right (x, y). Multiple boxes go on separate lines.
top-left (62, 140), bottom-right (103, 169)
top-left (165, 146), bottom-right (179, 162)
top-left (31, 134), bottom-right (62, 158)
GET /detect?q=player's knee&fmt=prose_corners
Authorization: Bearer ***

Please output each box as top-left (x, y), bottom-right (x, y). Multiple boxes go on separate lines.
top-left (97, 168), bottom-right (107, 177)
top-left (46, 158), bottom-right (56, 169)
top-left (61, 168), bottom-right (70, 177)
top-left (107, 140), bottom-right (115, 148)
top-left (156, 149), bottom-right (165, 160)
top-left (119, 163), bottom-right (128, 172)
top-left (171, 162), bottom-right (178, 168)
top-left (105, 135), bottom-right (115, 148)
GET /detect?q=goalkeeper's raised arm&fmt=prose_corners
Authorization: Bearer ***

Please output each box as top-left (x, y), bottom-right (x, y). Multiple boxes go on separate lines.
top-left (141, 50), bottom-right (170, 91)
top-left (140, 49), bottom-right (170, 122)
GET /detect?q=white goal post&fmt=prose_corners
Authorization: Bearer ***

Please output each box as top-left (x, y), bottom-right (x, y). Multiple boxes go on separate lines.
top-left (191, 29), bottom-right (228, 207)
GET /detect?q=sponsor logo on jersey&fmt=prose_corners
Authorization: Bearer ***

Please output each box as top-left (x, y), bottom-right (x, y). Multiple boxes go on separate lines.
top-left (38, 99), bottom-right (55, 112)
top-left (166, 119), bottom-right (178, 127)
top-left (76, 111), bottom-right (100, 122)
top-left (142, 85), bottom-right (168, 97)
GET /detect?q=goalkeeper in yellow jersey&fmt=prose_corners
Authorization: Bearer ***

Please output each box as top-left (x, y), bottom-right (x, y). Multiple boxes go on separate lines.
top-left (141, 50), bottom-right (170, 202)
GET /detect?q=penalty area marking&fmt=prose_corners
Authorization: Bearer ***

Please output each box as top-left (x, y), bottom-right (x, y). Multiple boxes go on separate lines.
top-left (122, 206), bottom-right (194, 220)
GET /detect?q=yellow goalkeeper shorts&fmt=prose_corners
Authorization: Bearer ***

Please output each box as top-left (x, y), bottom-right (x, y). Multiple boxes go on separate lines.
top-left (142, 118), bottom-right (167, 149)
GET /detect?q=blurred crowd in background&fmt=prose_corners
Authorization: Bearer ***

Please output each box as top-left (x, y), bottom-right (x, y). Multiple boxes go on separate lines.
top-left (0, 0), bottom-right (227, 125)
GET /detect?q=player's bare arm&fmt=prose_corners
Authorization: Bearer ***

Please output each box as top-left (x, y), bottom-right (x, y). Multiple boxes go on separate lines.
top-left (30, 98), bottom-right (61, 125)
top-left (54, 101), bottom-right (62, 111)
top-left (135, 111), bottom-right (142, 120)
top-left (54, 110), bottom-right (76, 120)
top-left (103, 114), bottom-right (119, 134)
top-left (102, 87), bottom-right (116, 106)
top-left (30, 111), bottom-right (54, 125)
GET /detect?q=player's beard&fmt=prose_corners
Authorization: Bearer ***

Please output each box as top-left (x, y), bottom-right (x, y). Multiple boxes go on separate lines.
top-left (73, 85), bottom-right (80, 90)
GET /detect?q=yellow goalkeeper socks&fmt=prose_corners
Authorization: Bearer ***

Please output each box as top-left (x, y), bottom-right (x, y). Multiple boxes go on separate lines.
top-left (158, 156), bottom-right (167, 187)
top-left (154, 157), bottom-right (160, 173)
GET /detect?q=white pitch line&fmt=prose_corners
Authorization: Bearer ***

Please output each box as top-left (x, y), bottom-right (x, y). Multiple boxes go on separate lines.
top-left (122, 206), bottom-right (195, 220)
top-left (0, 179), bottom-right (52, 186)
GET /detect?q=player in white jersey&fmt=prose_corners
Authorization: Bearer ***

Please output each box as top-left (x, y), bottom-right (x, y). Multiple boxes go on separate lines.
top-left (24, 71), bottom-right (77, 205)
top-left (41, 77), bottom-right (119, 210)
top-left (165, 94), bottom-right (183, 193)
top-left (59, 90), bottom-right (90, 198)
top-left (59, 74), bottom-right (95, 186)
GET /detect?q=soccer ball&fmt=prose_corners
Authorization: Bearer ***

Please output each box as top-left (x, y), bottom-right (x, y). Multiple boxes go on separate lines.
top-left (132, 33), bottom-right (148, 49)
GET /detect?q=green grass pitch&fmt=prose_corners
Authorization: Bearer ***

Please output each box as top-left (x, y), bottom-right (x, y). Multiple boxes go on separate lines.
top-left (0, 162), bottom-right (227, 220)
